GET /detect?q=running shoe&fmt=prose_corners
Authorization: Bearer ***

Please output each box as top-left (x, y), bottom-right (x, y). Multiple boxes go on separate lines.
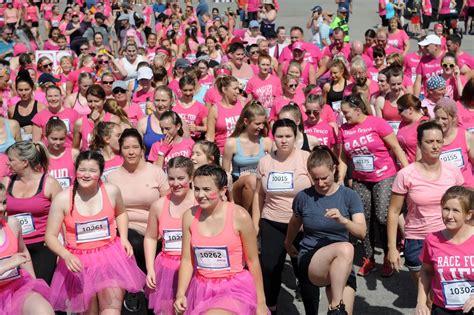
top-left (327, 300), bottom-right (348, 315)
top-left (357, 257), bottom-right (376, 276)
top-left (382, 256), bottom-right (394, 277)
top-left (123, 292), bottom-right (141, 313)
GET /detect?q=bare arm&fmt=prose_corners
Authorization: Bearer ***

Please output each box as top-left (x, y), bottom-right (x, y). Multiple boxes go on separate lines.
top-left (222, 138), bottom-right (235, 173)
top-left (72, 119), bottom-right (82, 150)
top-left (387, 192), bottom-right (406, 271)
top-left (251, 178), bottom-right (265, 233)
top-left (205, 105), bottom-right (217, 142)
top-left (383, 133), bottom-right (409, 168)
top-left (413, 74), bottom-right (422, 97)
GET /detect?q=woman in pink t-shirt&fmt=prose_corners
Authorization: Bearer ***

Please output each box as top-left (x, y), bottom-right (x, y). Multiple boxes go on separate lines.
top-left (387, 121), bottom-right (464, 282)
top-left (375, 66), bottom-right (404, 135)
top-left (387, 17), bottom-right (410, 55)
top-left (45, 117), bottom-right (79, 190)
top-left (339, 94), bottom-right (409, 277)
top-left (206, 76), bottom-right (243, 154)
top-left (440, 52), bottom-right (467, 101)
top-left (269, 74), bottom-right (306, 122)
top-left (416, 186), bottom-right (474, 315)
top-left (303, 94), bottom-right (339, 151)
top-left (149, 111), bottom-right (194, 168)
top-left (434, 99), bottom-right (474, 187)
top-left (396, 94), bottom-right (430, 163)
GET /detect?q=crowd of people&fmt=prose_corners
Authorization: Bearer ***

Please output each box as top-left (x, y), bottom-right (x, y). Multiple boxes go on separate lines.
top-left (0, 0), bottom-right (473, 314)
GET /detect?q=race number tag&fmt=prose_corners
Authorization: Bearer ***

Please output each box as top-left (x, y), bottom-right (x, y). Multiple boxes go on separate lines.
top-left (441, 280), bottom-right (474, 308)
top-left (267, 172), bottom-right (294, 192)
top-left (163, 229), bottom-right (182, 251)
top-left (139, 102), bottom-right (147, 115)
top-left (75, 218), bottom-right (111, 243)
top-left (439, 148), bottom-right (465, 168)
top-left (388, 121), bottom-right (401, 135)
top-left (352, 155), bottom-right (375, 172)
top-left (13, 213), bottom-right (35, 235)
top-left (193, 246), bottom-right (230, 270)
top-left (56, 177), bottom-right (71, 189)
top-left (332, 101), bottom-right (342, 111)
top-left (0, 257), bottom-right (20, 282)
top-left (61, 118), bottom-right (71, 133)
top-left (20, 128), bottom-right (32, 141)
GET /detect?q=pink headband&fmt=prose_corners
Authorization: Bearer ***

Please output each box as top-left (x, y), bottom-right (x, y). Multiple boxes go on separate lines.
top-left (215, 68), bottom-right (231, 77)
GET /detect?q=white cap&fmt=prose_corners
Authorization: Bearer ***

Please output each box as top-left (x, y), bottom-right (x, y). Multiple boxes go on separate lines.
top-left (137, 67), bottom-right (153, 81)
top-left (419, 34), bottom-right (441, 46)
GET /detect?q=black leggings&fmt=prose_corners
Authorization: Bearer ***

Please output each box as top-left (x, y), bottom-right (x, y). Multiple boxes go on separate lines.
top-left (26, 241), bottom-right (57, 285)
top-left (128, 228), bottom-right (161, 274)
top-left (259, 219), bottom-right (320, 313)
top-left (432, 304), bottom-right (473, 314)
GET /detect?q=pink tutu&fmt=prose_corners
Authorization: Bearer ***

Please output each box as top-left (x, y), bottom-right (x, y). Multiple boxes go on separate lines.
top-left (184, 270), bottom-right (258, 315)
top-left (49, 238), bottom-right (146, 313)
top-left (0, 270), bottom-right (51, 315)
top-left (147, 253), bottom-right (180, 314)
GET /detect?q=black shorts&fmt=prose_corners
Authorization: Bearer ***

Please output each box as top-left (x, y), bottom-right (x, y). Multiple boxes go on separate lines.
top-left (380, 15), bottom-right (389, 27)
top-left (432, 304), bottom-right (473, 315)
top-left (31, 21), bottom-right (39, 27)
top-left (298, 240), bottom-right (357, 292)
top-left (468, 7), bottom-right (474, 17)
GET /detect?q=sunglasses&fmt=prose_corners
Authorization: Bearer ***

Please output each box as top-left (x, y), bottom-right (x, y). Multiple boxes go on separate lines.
top-left (305, 110), bottom-right (320, 116)
top-left (250, 51), bottom-right (259, 55)
top-left (397, 107), bottom-right (407, 113)
top-left (98, 60), bottom-right (109, 65)
top-left (113, 88), bottom-right (127, 94)
top-left (288, 84), bottom-right (298, 88)
top-left (442, 63), bottom-right (455, 69)
top-left (42, 63), bottom-right (53, 68)
top-left (102, 80), bottom-right (114, 85)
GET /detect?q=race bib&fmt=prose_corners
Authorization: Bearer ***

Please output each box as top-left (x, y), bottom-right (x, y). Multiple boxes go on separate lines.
top-left (194, 246), bottom-right (230, 270)
top-left (352, 155), bottom-right (375, 172)
top-left (388, 121), bottom-right (401, 135)
top-left (56, 177), bottom-right (71, 189)
top-left (442, 279), bottom-right (474, 308)
top-left (139, 102), bottom-right (147, 115)
top-left (439, 148), bottom-right (465, 168)
top-left (0, 257), bottom-right (20, 282)
top-left (61, 118), bottom-right (71, 133)
top-left (13, 213), bottom-right (35, 235)
top-left (163, 229), bottom-right (182, 251)
top-left (20, 128), bottom-right (32, 141)
top-left (75, 217), bottom-right (111, 243)
top-left (371, 74), bottom-right (379, 82)
top-left (267, 172), bottom-right (294, 192)
top-left (332, 101), bottom-right (342, 111)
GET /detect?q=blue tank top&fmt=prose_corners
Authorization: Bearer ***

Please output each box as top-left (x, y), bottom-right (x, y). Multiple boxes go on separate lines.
top-left (231, 137), bottom-right (265, 177)
top-left (0, 119), bottom-right (15, 153)
top-left (143, 115), bottom-right (165, 158)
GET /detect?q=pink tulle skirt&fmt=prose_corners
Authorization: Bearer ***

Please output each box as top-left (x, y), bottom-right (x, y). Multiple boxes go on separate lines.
top-left (0, 270), bottom-right (51, 315)
top-left (147, 253), bottom-right (181, 315)
top-left (185, 270), bottom-right (258, 315)
top-left (49, 238), bottom-right (146, 313)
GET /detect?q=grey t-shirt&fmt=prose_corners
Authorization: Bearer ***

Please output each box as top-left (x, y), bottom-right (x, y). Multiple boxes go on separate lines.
top-left (292, 185), bottom-right (363, 257)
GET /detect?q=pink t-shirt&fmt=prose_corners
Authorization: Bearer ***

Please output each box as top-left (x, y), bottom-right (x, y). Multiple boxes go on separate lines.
top-left (203, 87), bottom-right (222, 105)
top-left (174, 100), bottom-right (208, 138)
top-left (303, 120), bottom-right (337, 148)
top-left (404, 52), bottom-right (422, 83)
top-left (31, 108), bottom-right (80, 148)
top-left (148, 137), bottom-right (194, 167)
top-left (102, 155), bottom-right (123, 180)
top-left (444, 75), bottom-right (467, 101)
top-left (379, 0), bottom-right (387, 15)
top-left (439, 0), bottom-right (451, 14)
top-left (322, 43), bottom-right (351, 61)
top-left (245, 74), bottom-right (282, 112)
top-left (0, 154), bottom-right (10, 178)
top-left (123, 103), bottom-right (145, 127)
top-left (420, 231), bottom-right (474, 310)
top-left (48, 148), bottom-right (76, 189)
top-left (416, 54), bottom-right (443, 92)
top-left (397, 116), bottom-right (429, 163)
top-left (341, 115), bottom-right (397, 182)
top-left (107, 163), bottom-right (169, 235)
top-left (278, 42), bottom-right (322, 65)
top-left (457, 52), bottom-right (474, 70)
top-left (257, 149), bottom-right (311, 223)
top-left (387, 30), bottom-right (409, 51)
top-left (456, 102), bottom-right (474, 132)
top-left (269, 92), bottom-right (306, 122)
top-left (422, 0), bottom-right (433, 15)
top-left (214, 101), bottom-right (243, 153)
top-left (392, 162), bottom-right (464, 239)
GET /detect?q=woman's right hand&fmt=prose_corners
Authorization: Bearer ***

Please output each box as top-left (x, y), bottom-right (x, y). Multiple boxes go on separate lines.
top-left (284, 240), bottom-right (298, 258)
top-left (146, 270), bottom-right (156, 289)
top-left (174, 294), bottom-right (187, 314)
top-left (387, 248), bottom-right (401, 272)
top-left (64, 253), bottom-right (82, 273)
top-left (11, 252), bottom-right (29, 267)
top-left (414, 303), bottom-right (430, 315)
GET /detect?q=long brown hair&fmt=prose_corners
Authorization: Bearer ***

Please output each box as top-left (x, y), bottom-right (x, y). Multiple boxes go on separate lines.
top-left (230, 101), bottom-right (269, 138)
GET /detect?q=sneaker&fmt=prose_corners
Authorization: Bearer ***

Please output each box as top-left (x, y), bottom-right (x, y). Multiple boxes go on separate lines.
top-left (123, 292), bottom-right (141, 313)
top-left (357, 257), bottom-right (376, 276)
top-left (382, 256), bottom-right (394, 278)
top-left (327, 300), bottom-right (348, 315)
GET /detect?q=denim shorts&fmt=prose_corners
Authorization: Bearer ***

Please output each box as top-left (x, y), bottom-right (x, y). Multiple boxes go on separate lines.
top-left (404, 239), bottom-right (424, 272)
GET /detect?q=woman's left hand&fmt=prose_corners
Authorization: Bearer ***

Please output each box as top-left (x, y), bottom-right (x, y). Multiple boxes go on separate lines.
top-left (454, 65), bottom-right (461, 77)
top-left (325, 208), bottom-right (348, 224)
top-left (121, 238), bottom-right (134, 257)
top-left (463, 295), bottom-right (474, 313)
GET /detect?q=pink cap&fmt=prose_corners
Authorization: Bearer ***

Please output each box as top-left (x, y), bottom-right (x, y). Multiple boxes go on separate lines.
top-left (126, 29), bottom-right (137, 37)
top-left (291, 41), bottom-right (306, 51)
top-left (13, 43), bottom-right (28, 56)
